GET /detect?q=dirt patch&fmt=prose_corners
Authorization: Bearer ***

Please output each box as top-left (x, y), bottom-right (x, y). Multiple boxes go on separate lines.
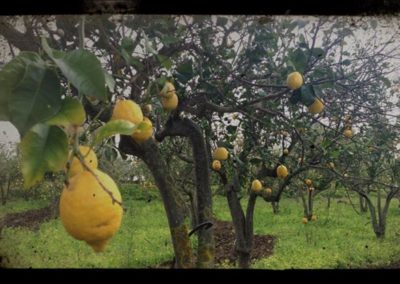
top-left (0, 205), bottom-right (54, 232)
top-left (155, 219), bottom-right (275, 268)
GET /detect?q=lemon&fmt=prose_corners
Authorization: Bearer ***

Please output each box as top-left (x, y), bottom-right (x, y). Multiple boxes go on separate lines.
top-left (302, 217), bottom-right (308, 224)
top-left (143, 104), bottom-right (152, 113)
top-left (132, 117), bottom-right (153, 143)
top-left (111, 100), bottom-right (143, 124)
top-left (213, 147), bottom-right (229, 161)
top-left (251, 179), bottom-right (262, 193)
top-left (68, 146), bottom-right (98, 178)
top-left (343, 129), bottom-right (353, 138)
top-left (283, 148), bottom-right (289, 156)
top-left (160, 82), bottom-right (176, 99)
top-left (287, 72), bottom-right (303, 90)
top-left (276, 165), bottom-right (288, 179)
top-left (311, 215), bottom-right (317, 221)
top-left (161, 93), bottom-right (179, 111)
top-left (308, 98), bottom-right (324, 114)
top-left (328, 162), bottom-right (335, 169)
top-left (265, 188), bottom-right (272, 195)
top-left (60, 169), bottom-right (123, 252)
top-left (212, 160), bottom-right (221, 171)
top-left (304, 179), bottom-right (312, 186)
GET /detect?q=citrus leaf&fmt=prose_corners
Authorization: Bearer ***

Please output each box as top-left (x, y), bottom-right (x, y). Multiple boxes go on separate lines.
top-left (93, 120), bottom-right (137, 145)
top-left (20, 123), bottom-right (68, 188)
top-left (104, 71), bottom-right (115, 92)
top-left (157, 54), bottom-right (173, 70)
top-left (42, 38), bottom-right (107, 101)
top-left (121, 37), bottom-right (135, 54)
top-left (47, 97), bottom-right (86, 126)
top-left (0, 52), bottom-right (44, 121)
top-left (8, 63), bottom-right (62, 137)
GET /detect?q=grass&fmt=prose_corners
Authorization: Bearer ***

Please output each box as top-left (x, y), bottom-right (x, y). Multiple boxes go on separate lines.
top-left (1, 186), bottom-right (400, 268)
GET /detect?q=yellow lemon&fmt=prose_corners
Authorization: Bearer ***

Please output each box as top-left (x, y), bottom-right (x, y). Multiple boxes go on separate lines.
top-left (302, 217), bottom-right (308, 224)
top-left (160, 82), bottom-right (176, 99)
top-left (111, 100), bottom-right (143, 124)
top-left (283, 148), bottom-right (289, 156)
top-left (213, 147), bottom-right (229, 161)
top-left (132, 117), bottom-right (153, 143)
top-left (212, 160), bottom-right (222, 171)
top-left (304, 179), bottom-right (312, 186)
top-left (161, 93), bottom-right (179, 111)
top-left (68, 146), bottom-right (98, 178)
top-left (60, 169), bottom-right (123, 252)
top-left (251, 179), bottom-right (262, 193)
top-left (308, 98), bottom-right (324, 114)
top-left (143, 104), bottom-right (152, 113)
top-left (265, 188), bottom-right (272, 195)
top-left (287, 72), bottom-right (303, 90)
top-left (276, 165), bottom-right (288, 179)
top-left (343, 129), bottom-right (353, 138)
top-left (311, 215), bottom-right (317, 221)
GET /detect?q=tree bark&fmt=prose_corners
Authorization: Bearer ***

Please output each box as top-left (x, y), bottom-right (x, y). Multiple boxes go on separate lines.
top-left (156, 117), bottom-right (215, 268)
top-left (271, 201), bottom-right (279, 214)
top-left (119, 136), bottom-right (194, 268)
top-left (359, 195), bottom-right (368, 213)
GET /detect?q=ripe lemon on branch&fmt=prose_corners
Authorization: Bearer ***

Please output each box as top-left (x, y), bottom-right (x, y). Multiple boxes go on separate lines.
top-left (251, 179), bottom-right (262, 193)
top-left (276, 165), bottom-right (288, 179)
top-left (212, 160), bottom-right (221, 171)
top-left (213, 147), bottom-right (229, 161)
top-left (160, 81), bottom-right (176, 99)
top-left (68, 146), bottom-right (98, 178)
top-left (60, 169), bottom-right (123, 252)
top-left (308, 98), bottom-right (324, 114)
top-left (287, 72), bottom-right (304, 90)
top-left (132, 117), bottom-right (153, 143)
top-left (343, 128), bottom-right (353, 138)
top-left (161, 93), bottom-right (179, 111)
top-left (111, 100), bottom-right (143, 124)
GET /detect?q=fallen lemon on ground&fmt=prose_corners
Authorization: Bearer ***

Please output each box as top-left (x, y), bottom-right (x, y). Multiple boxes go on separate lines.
top-left (287, 72), bottom-right (303, 90)
top-left (343, 128), bottom-right (353, 138)
top-left (60, 169), bottom-right (123, 252)
top-left (68, 145), bottom-right (98, 178)
top-left (111, 100), bottom-right (143, 124)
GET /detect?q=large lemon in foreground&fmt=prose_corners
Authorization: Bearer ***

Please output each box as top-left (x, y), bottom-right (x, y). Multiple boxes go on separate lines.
top-left (68, 146), bottom-right (98, 178)
top-left (161, 93), bottom-right (179, 111)
top-left (60, 169), bottom-right (123, 252)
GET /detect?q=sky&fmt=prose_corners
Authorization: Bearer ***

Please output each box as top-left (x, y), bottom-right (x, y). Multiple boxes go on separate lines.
top-left (0, 15), bottom-right (399, 151)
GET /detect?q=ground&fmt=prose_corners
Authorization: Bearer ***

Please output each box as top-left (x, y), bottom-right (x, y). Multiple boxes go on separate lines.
top-left (1, 185), bottom-right (400, 268)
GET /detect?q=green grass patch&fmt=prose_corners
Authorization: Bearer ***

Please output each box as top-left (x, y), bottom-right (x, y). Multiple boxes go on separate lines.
top-left (1, 190), bottom-right (400, 268)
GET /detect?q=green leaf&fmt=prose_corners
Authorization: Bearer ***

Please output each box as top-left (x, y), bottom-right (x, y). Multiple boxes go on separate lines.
top-left (42, 38), bottom-right (107, 101)
top-left (289, 49), bottom-right (307, 73)
top-left (121, 49), bottom-right (144, 70)
top-left (47, 97), bottom-right (85, 126)
top-left (157, 54), bottom-right (173, 70)
top-left (311, 48), bottom-right (324, 59)
top-left (93, 120), bottom-right (138, 145)
top-left (20, 123), bottom-right (68, 188)
top-left (8, 63), bottom-right (62, 136)
top-left (299, 85), bottom-right (317, 106)
top-left (121, 37), bottom-right (135, 54)
top-left (0, 52), bottom-right (44, 121)
top-left (216, 17), bottom-right (228, 27)
top-left (142, 33), bottom-right (157, 55)
top-left (341, 59), bottom-right (351, 66)
top-left (104, 71), bottom-right (115, 92)
top-left (176, 60), bottom-right (193, 83)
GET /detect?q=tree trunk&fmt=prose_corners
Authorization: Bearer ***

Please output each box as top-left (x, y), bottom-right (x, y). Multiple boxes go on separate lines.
top-left (359, 195), bottom-right (368, 213)
top-left (271, 201), bottom-right (279, 214)
top-left (119, 137), bottom-right (194, 268)
top-left (156, 117), bottom-right (215, 268)
top-left (0, 185), bottom-right (5, 205)
top-left (327, 195), bottom-right (331, 209)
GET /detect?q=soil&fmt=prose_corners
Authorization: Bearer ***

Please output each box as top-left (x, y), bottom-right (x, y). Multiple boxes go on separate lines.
top-left (154, 219), bottom-right (276, 268)
top-left (0, 205), bottom-right (55, 232)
